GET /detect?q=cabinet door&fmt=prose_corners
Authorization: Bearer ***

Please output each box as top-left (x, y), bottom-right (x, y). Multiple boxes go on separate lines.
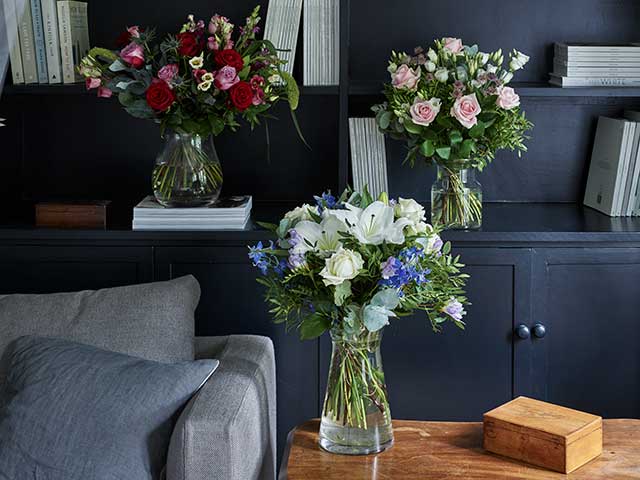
top-left (528, 248), bottom-right (640, 418)
top-left (154, 246), bottom-right (319, 464)
top-left (0, 245), bottom-right (152, 294)
top-left (319, 248), bottom-right (532, 421)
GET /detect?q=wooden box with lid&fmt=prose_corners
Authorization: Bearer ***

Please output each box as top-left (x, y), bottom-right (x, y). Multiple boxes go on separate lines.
top-left (483, 396), bottom-right (603, 473)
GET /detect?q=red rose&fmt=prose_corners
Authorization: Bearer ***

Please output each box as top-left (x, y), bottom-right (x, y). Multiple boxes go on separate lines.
top-left (214, 49), bottom-right (244, 71)
top-left (146, 81), bottom-right (176, 112)
top-left (229, 81), bottom-right (253, 111)
top-left (115, 31), bottom-right (131, 49)
top-left (177, 32), bottom-right (201, 57)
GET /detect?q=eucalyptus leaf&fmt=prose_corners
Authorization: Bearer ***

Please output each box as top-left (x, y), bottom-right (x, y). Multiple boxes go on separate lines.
top-left (334, 280), bottom-right (352, 306)
top-left (363, 304), bottom-right (396, 332)
top-left (379, 111), bottom-right (392, 130)
top-left (371, 288), bottom-right (401, 309)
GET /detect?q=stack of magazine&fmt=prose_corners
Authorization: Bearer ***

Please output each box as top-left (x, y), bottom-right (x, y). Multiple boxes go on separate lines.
top-left (349, 117), bottom-right (388, 198)
top-left (550, 43), bottom-right (640, 88)
top-left (4, 0), bottom-right (89, 85)
top-left (584, 113), bottom-right (640, 217)
top-left (132, 196), bottom-right (252, 231)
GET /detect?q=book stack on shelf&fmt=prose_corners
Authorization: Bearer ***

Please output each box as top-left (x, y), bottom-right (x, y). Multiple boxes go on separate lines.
top-left (550, 43), bottom-right (640, 88)
top-left (584, 113), bottom-right (640, 217)
top-left (348, 117), bottom-right (389, 198)
top-left (132, 196), bottom-right (253, 231)
top-left (263, 0), bottom-right (303, 77)
top-left (3, 0), bottom-right (89, 85)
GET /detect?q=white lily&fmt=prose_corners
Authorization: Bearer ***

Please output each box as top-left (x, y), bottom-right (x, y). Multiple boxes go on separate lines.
top-left (352, 201), bottom-right (412, 245)
top-left (293, 215), bottom-right (346, 255)
top-left (323, 203), bottom-right (362, 228)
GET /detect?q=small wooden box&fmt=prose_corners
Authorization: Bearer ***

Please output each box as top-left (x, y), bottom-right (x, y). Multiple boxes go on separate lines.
top-left (36, 201), bottom-right (110, 229)
top-left (483, 397), bottom-right (602, 473)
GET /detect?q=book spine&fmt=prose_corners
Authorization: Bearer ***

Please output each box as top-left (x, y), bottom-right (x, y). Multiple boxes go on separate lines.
top-left (57, 1), bottom-right (74, 83)
top-left (551, 76), bottom-right (640, 87)
top-left (553, 64), bottom-right (640, 77)
top-left (68, 1), bottom-right (89, 83)
top-left (41, 0), bottom-right (62, 83)
top-left (16, 0), bottom-right (38, 83)
top-left (30, 0), bottom-right (48, 83)
top-left (3, 0), bottom-right (25, 84)
top-left (556, 44), bottom-right (640, 55)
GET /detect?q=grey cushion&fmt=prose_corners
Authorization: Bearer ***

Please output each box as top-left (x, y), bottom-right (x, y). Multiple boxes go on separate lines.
top-left (0, 336), bottom-right (218, 480)
top-left (167, 336), bottom-right (276, 480)
top-left (0, 275), bottom-right (200, 386)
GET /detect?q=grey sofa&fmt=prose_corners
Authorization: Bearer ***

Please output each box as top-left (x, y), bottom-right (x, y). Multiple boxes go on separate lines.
top-left (0, 277), bottom-right (276, 480)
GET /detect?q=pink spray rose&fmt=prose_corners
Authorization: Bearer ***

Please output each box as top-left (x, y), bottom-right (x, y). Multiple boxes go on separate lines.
top-left (120, 42), bottom-right (145, 68)
top-left (97, 86), bottom-right (113, 98)
top-left (451, 93), bottom-right (482, 129)
top-left (127, 26), bottom-right (141, 38)
top-left (85, 77), bottom-right (101, 90)
top-left (252, 87), bottom-right (265, 106)
top-left (442, 37), bottom-right (463, 54)
top-left (158, 64), bottom-right (179, 85)
top-left (410, 97), bottom-right (441, 126)
top-left (496, 86), bottom-right (520, 110)
top-left (214, 65), bottom-right (239, 90)
top-left (391, 64), bottom-right (421, 90)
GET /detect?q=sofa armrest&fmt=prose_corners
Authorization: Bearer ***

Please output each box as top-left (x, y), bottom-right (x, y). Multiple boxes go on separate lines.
top-left (166, 335), bottom-right (276, 480)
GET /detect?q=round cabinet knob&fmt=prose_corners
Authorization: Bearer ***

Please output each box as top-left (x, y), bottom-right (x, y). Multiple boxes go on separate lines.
top-left (515, 324), bottom-right (530, 339)
top-left (532, 323), bottom-right (547, 339)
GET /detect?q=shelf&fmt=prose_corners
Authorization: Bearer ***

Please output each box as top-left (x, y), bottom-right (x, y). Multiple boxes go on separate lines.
top-left (3, 83), bottom-right (339, 96)
top-left (349, 81), bottom-right (640, 98)
top-left (1, 203), bottom-right (640, 245)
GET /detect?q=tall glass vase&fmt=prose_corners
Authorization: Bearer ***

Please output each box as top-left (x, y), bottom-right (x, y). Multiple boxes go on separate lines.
top-left (319, 327), bottom-right (394, 455)
top-left (152, 133), bottom-right (223, 207)
top-left (431, 166), bottom-right (482, 230)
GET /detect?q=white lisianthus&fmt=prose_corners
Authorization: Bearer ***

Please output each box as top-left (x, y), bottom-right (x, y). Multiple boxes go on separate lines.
top-left (352, 201), bottom-right (411, 245)
top-left (434, 68), bottom-right (449, 82)
top-left (477, 52), bottom-right (489, 66)
top-left (394, 198), bottom-right (426, 224)
top-left (189, 54), bottom-right (204, 69)
top-left (284, 204), bottom-right (316, 225)
top-left (268, 73), bottom-right (281, 84)
top-left (197, 80), bottom-right (213, 92)
top-left (425, 61), bottom-right (436, 73)
top-left (427, 48), bottom-right (438, 63)
top-left (501, 71), bottom-right (514, 84)
top-left (486, 64), bottom-right (498, 74)
top-left (406, 221), bottom-right (428, 236)
top-left (510, 50), bottom-right (530, 71)
top-left (320, 247), bottom-right (364, 286)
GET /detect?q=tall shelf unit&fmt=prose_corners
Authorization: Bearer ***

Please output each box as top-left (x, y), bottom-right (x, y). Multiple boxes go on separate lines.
top-left (2, 0), bottom-right (640, 467)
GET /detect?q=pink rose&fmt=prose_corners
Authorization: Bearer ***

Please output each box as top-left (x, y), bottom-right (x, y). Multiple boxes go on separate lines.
top-left (158, 64), bottom-right (179, 84)
top-left (85, 77), bottom-right (101, 90)
top-left (496, 86), bottom-right (520, 110)
top-left (120, 42), bottom-right (145, 68)
top-left (451, 93), bottom-right (482, 129)
top-left (127, 26), bottom-right (141, 38)
top-left (443, 37), bottom-right (463, 54)
top-left (252, 87), bottom-right (265, 106)
top-left (391, 64), bottom-right (420, 90)
top-left (410, 97), bottom-right (441, 126)
top-left (97, 86), bottom-right (113, 98)
top-left (192, 68), bottom-right (207, 83)
top-left (214, 65), bottom-right (239, 90)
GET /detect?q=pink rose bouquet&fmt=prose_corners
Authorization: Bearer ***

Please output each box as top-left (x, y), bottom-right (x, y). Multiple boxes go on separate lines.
top-left (373, 37), bottom-right (533, 229)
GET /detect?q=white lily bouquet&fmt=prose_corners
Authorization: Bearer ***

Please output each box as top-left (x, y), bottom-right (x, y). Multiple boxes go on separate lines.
top-left (249, 188), bottom-right (468, 455)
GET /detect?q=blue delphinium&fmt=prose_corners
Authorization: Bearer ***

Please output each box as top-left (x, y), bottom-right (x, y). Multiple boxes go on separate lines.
top-left (379, 246), bottom-right (431, 292)
top-left (248, 241), bottom-right (289, 277)
top-left (314, 191), bottom-right (342, 213)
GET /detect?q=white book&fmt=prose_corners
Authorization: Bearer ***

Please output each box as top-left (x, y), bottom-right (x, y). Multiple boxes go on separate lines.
top-left (549, 75), bottom-right (640, 87)
top-left (133, 196), bottom-right (252, 217)
top-left (3, 0), bottom-right (25, 84)
top-left (57, 1), bottom-right (88, 84)
top-left (556, 43), bottom-right (640, 56)
top-left (349, 118), bottom-right (389, 198)
top-left (584, 117), bottom-right (632, 216)
top-left (615, 122), bottom-right (635, 216)
top-left (16, 0), bottom-right (37, 83)
top-left (554, 57), bottom-right (640, 67)
top-left (132, 217), bottom-right (250, 231)
top-left (553, 63), bottom-right (640, 77)
top-left (41, 0), bottom-right (61, 83)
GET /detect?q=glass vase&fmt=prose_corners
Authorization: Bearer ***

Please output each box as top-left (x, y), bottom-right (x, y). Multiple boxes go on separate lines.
top-left (152, 133), bottom-right (223, 207)
top-left (431, 166), bottom-right (482, 230)
top-left (319, 327), bottom-right (394, 455)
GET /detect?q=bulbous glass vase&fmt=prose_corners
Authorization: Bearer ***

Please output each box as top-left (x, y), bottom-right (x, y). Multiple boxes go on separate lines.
top-left (152, 133), bottom-right (223, 207)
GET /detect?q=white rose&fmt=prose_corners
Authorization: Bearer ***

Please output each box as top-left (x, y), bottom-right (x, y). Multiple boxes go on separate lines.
top-left (284, 204), bottom-right (316, 225)
top-left (425, 61), bottom-right (436, 73)
top-left (434, 68), bottom-right (448, 82)
top-left (427, 48), bottom-right (438, 63)
top-left (394, 198), bottom-right (426, 224)
top-left (320, 247), bottom-right (364, 286)
top-left (510, 50), bottom-right (530, 71)
top-left (406, 221), bottom-right (428, 236)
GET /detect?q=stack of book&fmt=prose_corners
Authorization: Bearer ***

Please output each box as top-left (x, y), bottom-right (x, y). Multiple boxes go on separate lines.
top-left (303, 0), bottom-right (339, 86)
top-left (584, 113), bottom-right (640, 217)
top-left (132, 196), bottom-right (253, 231)
top-left (349, 117), bottom-right (389, 198)
top-left (550, 43), bottom-right (640, 88)
top-left (263, 0), bottom-right (303, 77)
top-left (4, 0), bottom-right (89, 85)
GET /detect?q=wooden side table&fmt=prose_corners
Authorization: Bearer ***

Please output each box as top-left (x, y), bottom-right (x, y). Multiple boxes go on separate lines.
top-left (280, 419), bottom-right (640, 479)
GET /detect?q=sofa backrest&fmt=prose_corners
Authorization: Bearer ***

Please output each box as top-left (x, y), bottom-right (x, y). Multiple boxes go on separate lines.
top-left (0, 276), bottom-right (200, 386)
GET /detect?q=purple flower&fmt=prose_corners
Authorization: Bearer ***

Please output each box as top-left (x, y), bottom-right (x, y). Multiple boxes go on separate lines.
top-left (288, 229), bottom-right (302, 247)
top-left (380, 257), bottom-right (400, 279)
top-left (287, 253), bottom-right (306, 270)
top-left (443, 297), bottom-right (466, 322)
